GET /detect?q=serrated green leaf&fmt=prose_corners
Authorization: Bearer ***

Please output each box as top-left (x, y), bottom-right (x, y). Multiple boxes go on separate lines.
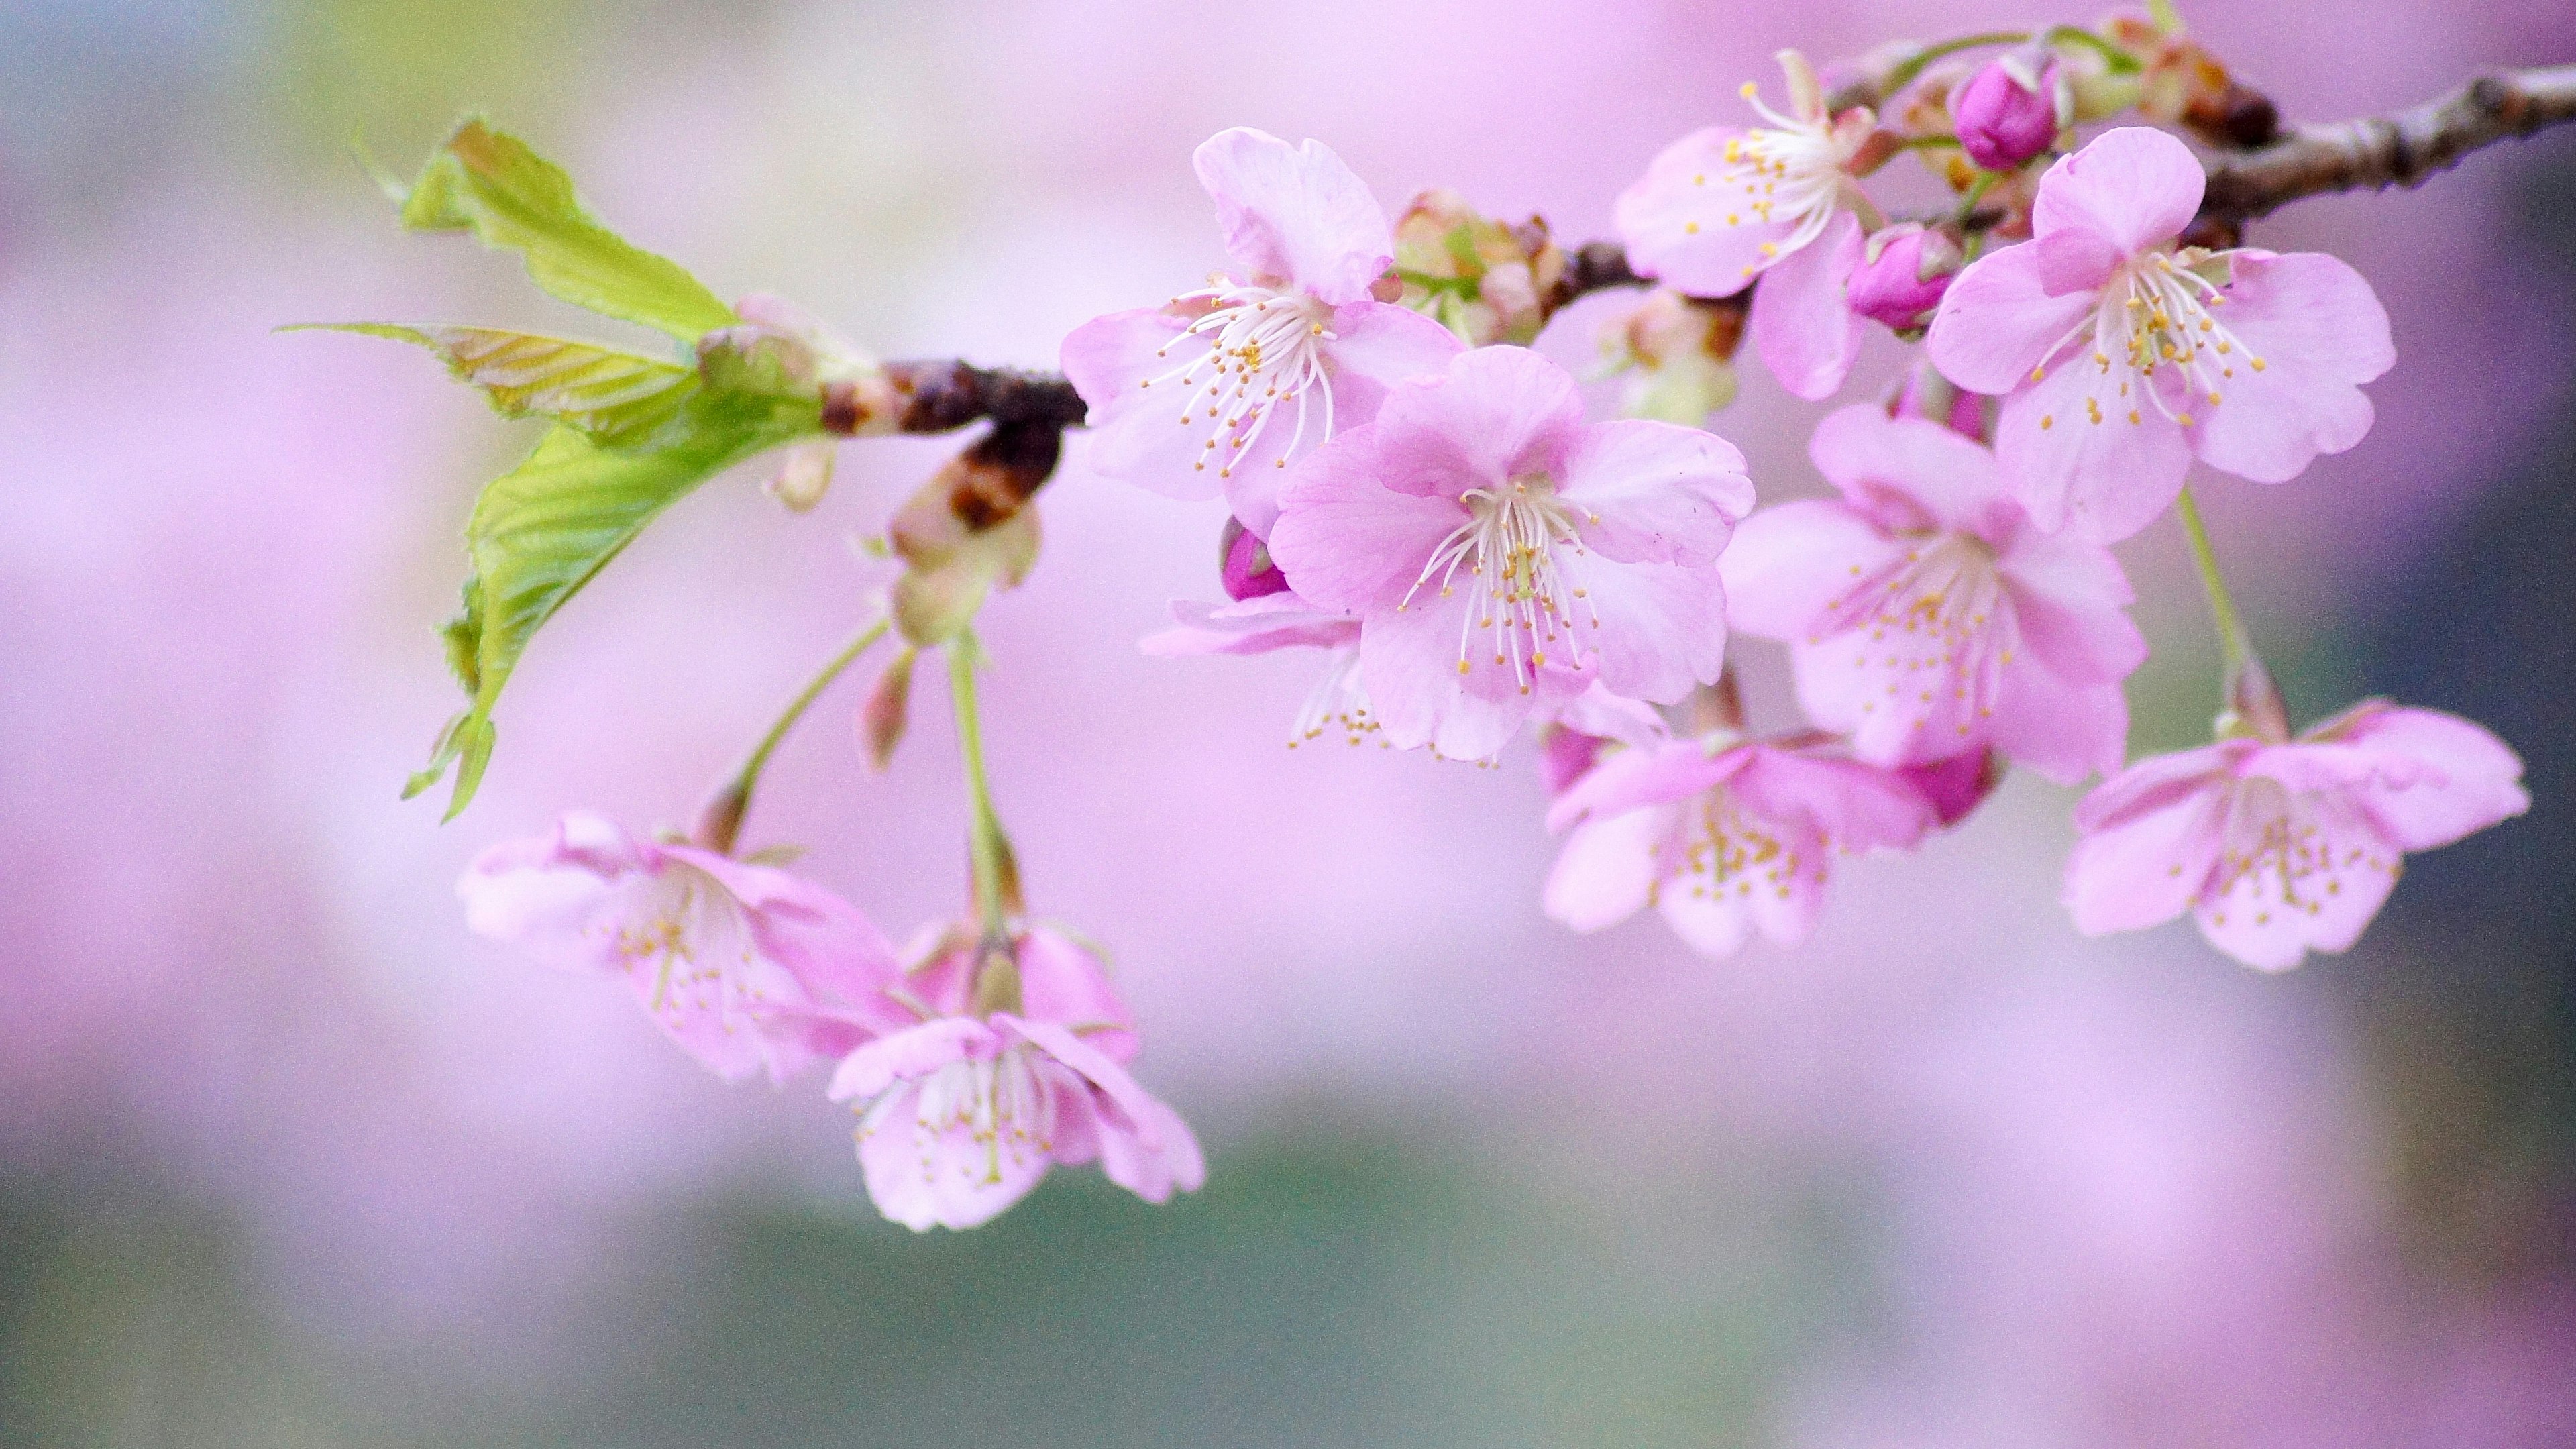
top-left (299, 323), bottom-right (701, 449)
top-left (411, 395), bottom-right (821, 818)
top-left (398, 117), bottom-right (736, 341)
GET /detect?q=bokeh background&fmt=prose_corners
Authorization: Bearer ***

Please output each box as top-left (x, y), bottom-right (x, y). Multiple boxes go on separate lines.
top-left (5, 1), bottom-right (2575, 1444)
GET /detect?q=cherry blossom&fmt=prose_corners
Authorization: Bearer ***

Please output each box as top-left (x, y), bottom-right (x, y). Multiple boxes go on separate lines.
top-left (1266, 346), bottom-right (1754, 760)
top-left (459, 811), bottom-right (906, 1081)
top-left (1721, 404), bottom-right (2144, 783)
top-left (1615, 50), bottom-right (1886, 399)
top-left (1062, 127), bottom-right (1464, 535)
top-left (1952, 55), bottom-right (2065, 172)
top-left (1141, 590), bottom-right (1375, 747)
top-left (2065, 700), bottom-right (2527, 970)
top-left (826, 924), bottom-right (1204, 1231)
top-left (1925, 126), bottom-right (2394, 541)
top-left (1546, 730), bottom-right (1937, 956)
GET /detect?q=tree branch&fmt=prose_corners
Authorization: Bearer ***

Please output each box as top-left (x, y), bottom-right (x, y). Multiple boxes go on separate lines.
top-left (2200, 64), bottom-right (2576, 221)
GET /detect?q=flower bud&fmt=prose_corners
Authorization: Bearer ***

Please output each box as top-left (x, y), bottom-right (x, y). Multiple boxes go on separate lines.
top-left (1952, 56), bottom-right (2062, 171)
top-left (1893, 362), bottom-right (1984, 440)
top-left (859, 647), bottom-right (917, 773)
top-left (1393, 189), bottom-right (1566, 347)
top-left (1847, 225), bottom-right (1961, 334)
top-left (1898, 749), bottom-right (2003, 828)
top-left (1607, 288), bottom-right (1743, 425)
top-left (1218, 516), bottom-right (1291, 601)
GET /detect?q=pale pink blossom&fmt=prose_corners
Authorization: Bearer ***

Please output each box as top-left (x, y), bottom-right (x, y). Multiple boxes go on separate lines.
top-left (1925, 127), bottom-right (2394, 541)
top-left (1614, 51), bottom-right (1882, 399)
top-left (1141, 590), bottom-right (1375, 746)
top-left (1062, 127), bottom-right (1464, 535)
top-left (1545, 731), bottom-right (1937, 957)
top-left (459, 812), bottom-right (905, 1082)
top-left (1267, 346), bottom-right (1753, 760)
top-left (826, 925), bottom-right (1204, 1231)
top-left (1721, 404), bottom-right (2144, 783)
top-left (2065, 700), bottom-right (2527, 970)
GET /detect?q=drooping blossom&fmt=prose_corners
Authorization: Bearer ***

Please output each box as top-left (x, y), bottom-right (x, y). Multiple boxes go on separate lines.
top-left (1615, 50), bottom-right (1889, 399)
top-left (1062, 127), bottom-right (1464, 535)
top-left (826, 924), bottom-right (1204, 1231)
top-left (2065, 700), bottom-right (2527, 971)
top-left (459, 811), bottom-right (905, 1082)
top-left (1267, 346), bottom-right (1754, 759)
top-left (1951, 55), bottom-right (2065, 172)
top-left (1721, 404), bottom-right (2145, 783)
top-left (1545, 729), bottom-right (1937, 957)
top-left (1925, 126), bottom-right (2394, 541)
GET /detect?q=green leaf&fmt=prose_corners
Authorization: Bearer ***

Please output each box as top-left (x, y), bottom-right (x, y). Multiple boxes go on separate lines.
top-left (408, 395), bottom-right (820, 818)
top-left (296, 323), bottom-right (702, 449)
top-left (398, 117), bottom-right (737, 341)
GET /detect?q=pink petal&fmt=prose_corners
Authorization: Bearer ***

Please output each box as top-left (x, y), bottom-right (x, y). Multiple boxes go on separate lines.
top-left (1140, 593), bottom-right (1360, 657)
top-left (1994, 358), bottom-right (2192, 541)
top-left (1808, 402), bottom-right (2012, 537)
top-left (1550, 682), bottom-right (1672, 748)
top-left (1094, 1093), bottom-right (1209, 1203)
top-left (1061, 308), bottom-right (1226, 501)
top-left (1569, 557), bottom-right (1731, 706)
top-left (1351, 590), bottom-right (1538, 759)
top-left (1748, 209), bottom-right (1865, 400)
top-left (1925, 244), bottom-right (2097, 396)
top-left (1986, 653), bottom-right (2129, 784)
top-left (1544, 806), bottom-right (1670, 932)
top-left (1994, 519), bottom-right (2147, 685)
top-left (2188, 250), bottom-right (2394, 484)
top-left (2192, 797), bottom-right (2400, 971)
top-left (2327, 704), bottom-right (2530, 851)
top-left (2073, 742), bottom-right (2241, 831)
top-left (1614, 127), bottom-right (1798, 297)
top-left (1717, 500), bottom-right (1902, 641)
top-left (1224, 302), bottom-right (1467, 537)
top-left (1369, 346), bottom-right (1586, 496)
top-left (2063, 786), bottom-right (2226, 936)
top-left (1547, 737), bottom-right (1750, 833)
top-left (1729, 749), bottom-right (1935, 852)
top-left (1558, 419), bottom-right (1753, 568)
top-left (1790, 627), bottom-right (2002, 769)
top-left (1657, 882), bottom-right (1758, 957)
top-left (2031, 127), bottom-right (2204, 263)
top-left (1015, 928), bottom-right (1140, 1063)
top-left (1192, 127), bottom-right (1392, 306)
top-left (1267, 429), bottom-right (1464, 612)
top-left (826, 1017), bottom-right (992, 1103)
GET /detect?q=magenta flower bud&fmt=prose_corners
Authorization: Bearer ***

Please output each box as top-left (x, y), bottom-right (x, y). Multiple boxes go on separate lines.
top-left (1847, 225), bottom-right (1960, 333)
top-left (1953, 58), bottom-right (2060, 171)
top-left (1218, 515), bottom-right (1291, 600)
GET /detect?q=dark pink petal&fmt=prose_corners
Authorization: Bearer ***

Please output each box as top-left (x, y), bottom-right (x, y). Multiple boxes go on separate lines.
top-left (1718, 500), bottom-right (1902, 641)
top-left (1809, 403), bottom-right (2010, 536)
top-left (1994, 359), bottom-right (2192, 541)
top-left (2030, 127), bottom-right (2203, 262)
top-left (1061, 308), bottom-right (1226, 501)
top-left (1546, 736), bottom-right (1750, 833)
top-left (1267, 429), bottom-right (1464, 612)
top-left (1730, 749), bottom-right (1936, 852)
top-left (1369, 346), bottom-right (1586, 495)
top-left (1986, 653), bottom-right (2129, 784)
top-left (1004, 1018), bottom-right (1184, 1159)
top-left (2063, 786), bottom-right (2226, 935)
top-left (1995, 521), bottom-right (2146, 685)
top-left (1898, 749), bottom-right (2006, 827)
top-left (1558, 419), bottom-right (1752, 568)
top-left (1614, 127), bottom-right (1795, 297)
top-left (1544, 808), bottom-right (1673, 932)
top-left (1749, 209), bottom-right (1866, 400)
top-left (826, 1017), bottom-right (993, 1104)
top-left (1926, 244), bottom-right (2096, 395)
top-left (1570, 557), bottom-right (1731, 706)
top-left (2326, 705), bottom-right (2530, 851)
top-left (2188, 250), bottom-right (2394, 483)
top-left (1193, 127), bottom-right (1393, 306)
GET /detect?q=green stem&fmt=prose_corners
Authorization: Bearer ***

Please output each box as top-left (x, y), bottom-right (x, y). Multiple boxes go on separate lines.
top-left (2174, 487), bottom-right (2247, 671)
top-left (2041, 24), bottom-right (2143, 74)
top-left (694, 616), bottom-right (889, 853)
top-left (1876, 30), bottom-right (2032, 97)
top-left (947, 631), bottom-right (1016, 942)
top-left (2175, 486), bottom-right (2289, 742)
top-left (1952, 170), bottom-right (1998, 221)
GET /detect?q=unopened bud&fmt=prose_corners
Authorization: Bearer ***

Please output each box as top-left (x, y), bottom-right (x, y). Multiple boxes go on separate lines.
top-left (1898, 749), bottom-right (2004, 828)
top-left (1953, 56), bottom-right (2063, 171)
top-left (1610, 289), bottom-right (1745, 425)
top-left (886, 425), bottom-right (1053, 645)
top-left (1391, 189), bottom-right (1566, 346)
top-left (1218, 516), bottom-right (1291, 601)
top-left (700, 293), bottom-right (900, 435)
top-left (764, 441), bottom-right (837, 512)
top-left (690, 780), bottom-right (749, 856)
top-left (1847, 224), bottom-right (1961, 334)
top-left (859, 648), bottom-right (916, 772)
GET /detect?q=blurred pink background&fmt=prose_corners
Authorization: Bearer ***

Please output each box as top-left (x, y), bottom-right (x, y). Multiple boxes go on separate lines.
top-left (4, 1), bottom-right (2574, 1443)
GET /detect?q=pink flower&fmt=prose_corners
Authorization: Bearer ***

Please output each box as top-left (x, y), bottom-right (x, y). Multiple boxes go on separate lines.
top-left (1061, 127), bottom-right (1464, 535)
top-left (1614, 51), bottom-right (1883, 399)
top-left (1545, 730), bottom-right (1937, 956)
top-left (826, 925), bottom-right (1204, 1231)
top-left (1951, 56), bottom-right (2063, 172)
top-left (1925, 127), bottom-right (2394, 541)
top-left (459, 812), bottom-right (906, 1082)
top-left (1723, 404), bottom-right (2144, 783)
top-left (1266, 346), bottom-right (1754, 760)
top-left (1140, 590), bottom-right (1375, 746)
top-left (2065, 700), bottom-right (2527, 970)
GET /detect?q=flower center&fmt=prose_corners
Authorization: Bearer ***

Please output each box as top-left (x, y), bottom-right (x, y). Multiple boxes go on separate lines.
top-left (1646, 786), bottom-right (1809, 906)
top-left (1686, 87), bottom-right (1849, 280)
top-left (2202, 778), bottom-right (2397, 928)
top-left (1287, 648), bottom-right (1377, 749)
top-left (1401, 476), bottom-right (1596, 694)
top-left (2031, 251), bottom-right (2267, 432)
top-left (1138, 282), bottom-right (1336, 480)
top-left (1821, 530), bottom-right (2013, 733)
top-left (865, 1041), bottom-right (1058, 1185)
